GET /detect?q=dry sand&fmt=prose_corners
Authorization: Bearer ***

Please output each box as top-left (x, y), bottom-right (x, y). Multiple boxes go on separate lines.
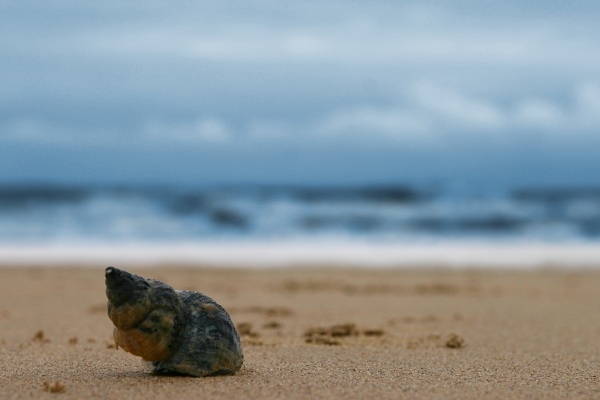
top-left (1, 265), bottom-right (599, 399)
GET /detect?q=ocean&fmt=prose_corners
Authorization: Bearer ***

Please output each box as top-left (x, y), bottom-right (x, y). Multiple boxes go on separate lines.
top-left (1, 183), bottom-right (599, 267)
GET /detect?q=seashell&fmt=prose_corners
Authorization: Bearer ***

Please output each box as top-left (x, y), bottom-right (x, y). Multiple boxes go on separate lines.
top-left (105, 267), bottom-right (243, 377)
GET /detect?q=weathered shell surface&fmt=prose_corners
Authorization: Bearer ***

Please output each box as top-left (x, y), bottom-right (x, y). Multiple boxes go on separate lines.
top-left (105, 266), bottom-right (243, 377)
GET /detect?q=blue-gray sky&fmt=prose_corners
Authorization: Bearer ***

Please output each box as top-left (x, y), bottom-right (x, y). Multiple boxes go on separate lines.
top-left (2, 1), bottom-right (600, 189)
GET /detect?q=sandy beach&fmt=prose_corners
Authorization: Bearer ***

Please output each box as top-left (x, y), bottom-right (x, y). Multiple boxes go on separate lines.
top-left (1, 264), bottom-right (599, 399)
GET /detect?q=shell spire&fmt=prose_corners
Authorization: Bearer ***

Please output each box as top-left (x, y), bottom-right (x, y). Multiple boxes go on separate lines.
top-left (105, 267), bottom-right (243, 376)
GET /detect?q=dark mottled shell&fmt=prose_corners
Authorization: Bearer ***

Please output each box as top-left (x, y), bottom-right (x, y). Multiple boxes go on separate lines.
top-left (105, 267), bottom-right (243, 377)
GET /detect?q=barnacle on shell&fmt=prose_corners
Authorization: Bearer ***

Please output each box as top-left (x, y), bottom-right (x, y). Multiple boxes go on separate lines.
top-left (105, 267), bottom-right (243, 377)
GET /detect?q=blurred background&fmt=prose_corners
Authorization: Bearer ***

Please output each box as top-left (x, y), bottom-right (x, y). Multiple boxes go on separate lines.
top-left (1, 1), bottom-right (600, 263)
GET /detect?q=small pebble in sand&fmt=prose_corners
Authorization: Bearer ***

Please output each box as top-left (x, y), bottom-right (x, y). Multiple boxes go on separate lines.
top-left (445, 333), bottom-right (465, 348)
top-left (305, 336), bottom-right (341, 346)
top-left (362, 328), bottom-right (385, 337)
top-left (237, 322), bottom-right (260, 338)
top-left (304, 323), bottom-right (386, 345)
top-left (43, 381), bottom-right (66, 394)
top-left (262, 321), bottom-right (282, 329)
top-left (33, 330), bottom-right (49, 343)
top-left (304, 323), bottom-right (359, 338)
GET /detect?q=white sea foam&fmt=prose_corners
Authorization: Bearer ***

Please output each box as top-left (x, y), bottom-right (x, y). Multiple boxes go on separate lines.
top-left (1, 240), bottom-right (599, 269)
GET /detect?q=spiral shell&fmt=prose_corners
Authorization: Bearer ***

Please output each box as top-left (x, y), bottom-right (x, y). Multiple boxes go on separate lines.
top-left (105, 267), bottom-right (243, 376)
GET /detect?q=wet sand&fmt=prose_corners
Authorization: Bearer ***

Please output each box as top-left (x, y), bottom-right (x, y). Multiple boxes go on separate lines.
top-left (1, 265), bottom-right (599, 399)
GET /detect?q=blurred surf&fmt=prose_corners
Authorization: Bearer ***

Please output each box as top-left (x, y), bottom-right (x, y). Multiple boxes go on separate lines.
top-left (1, 183), bottom-right (599, 244)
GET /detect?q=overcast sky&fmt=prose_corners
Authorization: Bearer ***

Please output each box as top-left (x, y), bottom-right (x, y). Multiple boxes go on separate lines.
top-left (1, 1), bottom-right (600, 189)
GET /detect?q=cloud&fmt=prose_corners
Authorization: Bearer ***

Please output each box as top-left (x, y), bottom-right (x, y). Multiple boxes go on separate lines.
top-left (143, 117), bottom-right (232, 143)
top-left (4, 80), bottom-right (600, 149)
top-left (512, 81), bottom-right (600, 134)
top-left (316, 106), bottom-right (432, 139)
top-left (2, 1), bottom-right (600, 185)
top-left (413, 83), bottom-right (505, 131)
top-left (312, 80), bottom-right (600, 141)
top-left (575, 82), bottom-right (600, 124)
top-left (513, 99), bottom-right (566, 131)
top-left (1, 118), bottom-right (117, 146)
top-left (313, 83), bottom-right (507, 140)
top-left (77, 14), bottom-right (600, 71)
top-left (247, 119), bottom-right (293, 139)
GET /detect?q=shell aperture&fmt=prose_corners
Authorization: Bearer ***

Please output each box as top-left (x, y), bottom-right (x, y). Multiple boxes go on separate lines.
top-left (105, 267), bottom-right (243, 376)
